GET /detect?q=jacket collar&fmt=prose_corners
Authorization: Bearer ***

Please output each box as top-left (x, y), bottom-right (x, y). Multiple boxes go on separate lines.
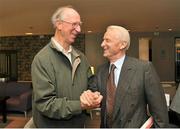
top-left (50, 39), bottom-right (81, 81)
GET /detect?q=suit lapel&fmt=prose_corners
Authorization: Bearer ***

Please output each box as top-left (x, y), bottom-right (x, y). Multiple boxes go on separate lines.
top-left (113, 57), bottom-right (136, 120)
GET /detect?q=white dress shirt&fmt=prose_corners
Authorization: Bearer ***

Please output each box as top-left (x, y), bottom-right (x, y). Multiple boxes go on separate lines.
top-left (109, 55), bottom-right (125, 87)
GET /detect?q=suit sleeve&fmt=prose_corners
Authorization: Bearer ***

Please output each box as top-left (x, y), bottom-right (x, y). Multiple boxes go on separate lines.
top-left (144, 62), bottom-right (169, 127)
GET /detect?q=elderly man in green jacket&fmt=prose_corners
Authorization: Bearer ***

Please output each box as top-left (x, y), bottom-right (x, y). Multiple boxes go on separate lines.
top-left (31, 6), bottom-right (102, 128)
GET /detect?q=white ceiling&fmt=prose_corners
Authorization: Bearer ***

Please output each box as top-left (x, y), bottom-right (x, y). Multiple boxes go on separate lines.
top-left (0, 0), bottom-right (180, 36)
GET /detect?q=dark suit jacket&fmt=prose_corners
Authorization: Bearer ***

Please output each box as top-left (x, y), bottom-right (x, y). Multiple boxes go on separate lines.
top-left (90, 56), bottom-right (169, 128)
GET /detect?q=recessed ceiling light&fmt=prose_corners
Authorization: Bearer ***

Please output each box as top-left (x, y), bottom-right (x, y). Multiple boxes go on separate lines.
top-left (168, 28), bottom-right (172, 31)
top-left (25, 32), bottom-right (33, 35)
top-left (87, 30), bottom-right (92, 33)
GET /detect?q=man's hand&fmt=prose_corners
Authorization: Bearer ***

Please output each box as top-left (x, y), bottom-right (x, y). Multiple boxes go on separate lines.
top-left (80, 90), bottom-right (103, 110)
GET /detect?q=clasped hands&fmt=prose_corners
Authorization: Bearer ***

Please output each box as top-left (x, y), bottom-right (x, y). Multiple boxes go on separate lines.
top-left (80, 90), bottom-right (103, 110)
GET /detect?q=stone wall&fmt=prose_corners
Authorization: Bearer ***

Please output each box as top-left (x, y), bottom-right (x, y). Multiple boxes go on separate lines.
top-left (0, 34), bottom-right (85, 81)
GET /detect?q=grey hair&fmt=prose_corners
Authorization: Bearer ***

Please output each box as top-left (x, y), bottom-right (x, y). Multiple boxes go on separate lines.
top-left (51, 5), bottom-right (74, 27)
top-left (107, 25), bottom-right (130, 50)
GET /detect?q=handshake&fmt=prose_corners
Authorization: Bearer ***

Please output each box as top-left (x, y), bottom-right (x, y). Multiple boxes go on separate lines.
top-left (80, 90), bottom-right (103, 110)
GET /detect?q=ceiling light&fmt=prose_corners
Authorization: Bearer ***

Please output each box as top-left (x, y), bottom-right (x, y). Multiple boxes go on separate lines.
top-left (168, 28), bottom-right (172, 31)
top-left (25, 32), bottom-right (33, 35)
top-left (87, 30), bottom-right (92, 33)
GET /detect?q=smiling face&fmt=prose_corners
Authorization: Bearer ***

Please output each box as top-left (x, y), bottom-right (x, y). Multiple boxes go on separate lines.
top-left (56, 8), bottom-right (81, 45)
top-left (101, 27), bottom-right (127, 62)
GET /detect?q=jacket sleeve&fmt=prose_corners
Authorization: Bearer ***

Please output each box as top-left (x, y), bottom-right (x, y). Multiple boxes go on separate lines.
top-left (31, 56), bottom-right (82, 120)
top-left (144, 62), bottom-right (169, 127)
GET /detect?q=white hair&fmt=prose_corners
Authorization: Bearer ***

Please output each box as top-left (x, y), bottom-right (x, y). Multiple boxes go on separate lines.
top-left (107, 25), bottom-right (130, 50)
top-left (51, 5), bottom-right (75, 27)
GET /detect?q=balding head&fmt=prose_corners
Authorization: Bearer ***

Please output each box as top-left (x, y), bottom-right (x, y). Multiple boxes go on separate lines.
top-left (51, 6), bottom-right (80, 28)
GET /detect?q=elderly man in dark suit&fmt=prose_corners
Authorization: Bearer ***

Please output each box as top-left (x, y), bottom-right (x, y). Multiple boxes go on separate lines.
top-left (88, 25), bottom-right (169, 128)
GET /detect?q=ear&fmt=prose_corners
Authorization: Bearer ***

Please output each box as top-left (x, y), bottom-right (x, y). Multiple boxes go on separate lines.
top-left (55, 21), bottom-right (63, 30)
top-left (119, 41), bottom-right (127, 50)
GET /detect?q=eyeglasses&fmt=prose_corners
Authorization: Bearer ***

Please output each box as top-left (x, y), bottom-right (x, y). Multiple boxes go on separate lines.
top-left (61, 20), bottom-right (82, 28)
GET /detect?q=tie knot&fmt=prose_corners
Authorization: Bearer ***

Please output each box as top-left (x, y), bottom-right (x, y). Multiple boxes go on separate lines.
top-left (110, 64), bottom-right (116, 72)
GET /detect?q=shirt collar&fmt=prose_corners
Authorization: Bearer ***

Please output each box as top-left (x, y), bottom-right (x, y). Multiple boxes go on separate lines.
top-left (51, 37), bottom-right (72, 54)
top-left (111, 55), bottom-right (126, 70)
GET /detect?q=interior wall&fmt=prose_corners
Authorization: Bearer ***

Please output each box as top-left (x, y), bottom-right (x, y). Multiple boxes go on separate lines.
top-left (0, 34), bottom-right (84, 81)
top-left (152, 35), bottom-right (175, 81)
top-left (122, 31), bottom-right (178, 82)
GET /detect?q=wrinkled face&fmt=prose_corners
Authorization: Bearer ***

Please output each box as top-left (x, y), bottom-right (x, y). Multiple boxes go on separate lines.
top-left (57, 9), bottom-right (81, 44)
top-left (101, 29), bottom-right (124, 60)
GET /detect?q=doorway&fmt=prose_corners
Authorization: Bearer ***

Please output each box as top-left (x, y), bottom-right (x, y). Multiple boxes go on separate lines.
top-left (139, 38), bottom-right (152, 61)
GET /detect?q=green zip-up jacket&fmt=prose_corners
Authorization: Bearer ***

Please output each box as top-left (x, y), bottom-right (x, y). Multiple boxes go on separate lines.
top-left (31, 39), bottom-right (93, 127)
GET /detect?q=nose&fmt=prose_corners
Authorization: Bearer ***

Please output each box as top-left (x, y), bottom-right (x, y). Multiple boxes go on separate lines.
top-left (101, 40), bottom-right (105, 48)
top-left (75, 25), bottom-right (81, 33)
